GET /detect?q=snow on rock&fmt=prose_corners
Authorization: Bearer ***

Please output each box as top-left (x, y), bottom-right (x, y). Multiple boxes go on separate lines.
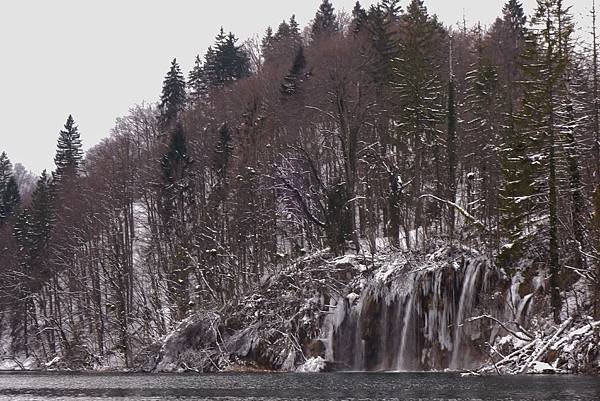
top-left (141, 251), bottom-right (368, 372)
top-left (296, 356), bottom-right (326, 372)
top-left (480, 318), bottom-right (600, 375)
top-left (530, 361), bottom-right (558, 374)
top-left (136, 242), bottom-right (600, 375)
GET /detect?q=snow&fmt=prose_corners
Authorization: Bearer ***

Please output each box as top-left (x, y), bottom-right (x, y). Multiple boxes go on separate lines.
top-left (45, 356), bottom-right (61, 368)
top-left (530, 361), bottom-right (558, 374)
top-left (346, 292), bottom-right (360, 304)
top-left (296, 356), bottom-right (326, 372)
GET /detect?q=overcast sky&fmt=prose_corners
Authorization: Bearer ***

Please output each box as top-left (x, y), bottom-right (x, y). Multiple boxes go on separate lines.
top-left (0, 0), bottom-right (590, 174)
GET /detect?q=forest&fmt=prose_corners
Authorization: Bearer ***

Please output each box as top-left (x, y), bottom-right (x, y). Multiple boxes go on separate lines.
top-left (1, 0), bottom-right (600, 372)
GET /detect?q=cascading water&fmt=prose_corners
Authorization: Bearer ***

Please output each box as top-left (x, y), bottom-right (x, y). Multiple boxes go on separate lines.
top-left (328, 252), bottom-right (509, 371)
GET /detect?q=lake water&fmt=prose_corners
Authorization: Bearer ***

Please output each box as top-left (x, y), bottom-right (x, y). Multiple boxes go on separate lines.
top-left (0, 372), bottom-right (598, 400)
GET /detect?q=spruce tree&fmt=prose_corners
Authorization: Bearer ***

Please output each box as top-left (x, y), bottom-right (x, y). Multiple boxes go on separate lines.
top-left (463, 26), bottom-right (503, 235)
top-left (593, 184), bottom-right (600, 318)
top-left (311, 0), bottom-right (339, 41)
top-left (261, 27), bottom-right (275, 59)
top-left (393, 0), bottom-right (446, 246)
top-left (0, 176), bottom-right (20, 224)
top-left (289, 15), bottom-right (301, 42)
top-left (274, 20), bottom-right (291, 42)
top-left (53, 115), bottom-right (83, 181)
top-left (515, 0), bottom-right (574, 322)
top-left (365, 4), bottom-right (399, 87)
top-left (214, 123), bottom-right (233, 186)
top-left (0, 152), bottom-right (11, 190)
top-left (593, 0), bottom-right (600, 185)
top-left (381, 0), bottom-right (402, 21)
top-left (497, 0), bottom-right (530, 270)
top-left (159, 59), bottom-right (186, 128)
top-left (188, 55), bottom-right (208, 104)
top-left (446, 42), bottom-right (457, 244)
top-left (0, 152), bottom-right (13, 221)
top-left (13, 171), bottom-right (52, 287)
top-left (281, 46), bottom-right (306, 95)
top-left (351, 2), bottom-right (368, 34)
top-left (160, 123), bottom-right (193, 321)
top-left (203, 29), bottom-right (250, 88)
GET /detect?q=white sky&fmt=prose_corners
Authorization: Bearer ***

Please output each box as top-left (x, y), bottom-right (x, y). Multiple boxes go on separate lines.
top-left (0, 0), bottom-right (590, 174)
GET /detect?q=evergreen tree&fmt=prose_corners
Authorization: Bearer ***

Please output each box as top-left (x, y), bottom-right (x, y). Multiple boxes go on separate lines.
top-left (311, 0), bottom-right (339, 41)
top-left (496, 0), bottom-right (530, 269)
top-left (274, 20), bottom-right (291, 42)
top-left (325, 180), bottom-right (352, 256)
top-left (351, 2), bottom-right (368, 34)
top-left (503, 0), bottom-right (527, 33)
top-left (203, 29), bottom-right (250, 88)
top-left (515, 0), bottom-right (574, 322)
top-left (281, 46), bottom-right (306, 95)
top-left (214, 123), bottom-right (233, 186)
top-left (261, 26), bottom-right (275, 59)
top-left (393, 0), bottom-right (446, 244)
top-left (289, 15), bottom-right (301, 41)
top-left (159, 59), bottom-right (186, 128)
top-left (0, 152), bottom-right (13, 222)
top-left (13, 171), bottom-right (52, 287)
top-left (53, 115), bottom-right (83, 180)
top-left (446, 41), bottom-right (457, 244)
top-left (0, 151), bottom-right (11, 190)
top-left (159, 123), bottom-right (193, 322)
top-left (463, 26), bottom-right (503, 235)
top-left (188, 55), bottom-right (208, 104)
top-left (365, 3), bottom-right (399, 87)
top-left (0, 176), bottom-right (20, 224)
top-left (593, 184), bottom-right (600, 318)
top-left (381, 0), bottom-right (402, 22)
top-left (593, 0), bottom-right (600, 185)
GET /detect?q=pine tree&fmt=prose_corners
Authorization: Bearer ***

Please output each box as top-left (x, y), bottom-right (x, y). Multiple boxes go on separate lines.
top-left (311, 0), bottom-right (339, 41)
top-left (159, 59), bottom-right (186, 128)
top-left (53, 115), bottom-right (83, 181)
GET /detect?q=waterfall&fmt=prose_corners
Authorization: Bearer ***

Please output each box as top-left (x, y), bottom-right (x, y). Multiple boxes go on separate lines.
top-left (328, 254), bottom-right (507, 371)
top-left (396, 293), bottom-right (414, 371)
top-left (449, 260), bottom-right (482, 370)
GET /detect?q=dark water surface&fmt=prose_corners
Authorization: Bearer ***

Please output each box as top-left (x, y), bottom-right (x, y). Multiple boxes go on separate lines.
top-left (0, 371), bottom-right (598, 400)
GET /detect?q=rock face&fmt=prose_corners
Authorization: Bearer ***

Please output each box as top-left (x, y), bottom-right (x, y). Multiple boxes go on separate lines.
top-left (328, 252), bottom-right (509, 371)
